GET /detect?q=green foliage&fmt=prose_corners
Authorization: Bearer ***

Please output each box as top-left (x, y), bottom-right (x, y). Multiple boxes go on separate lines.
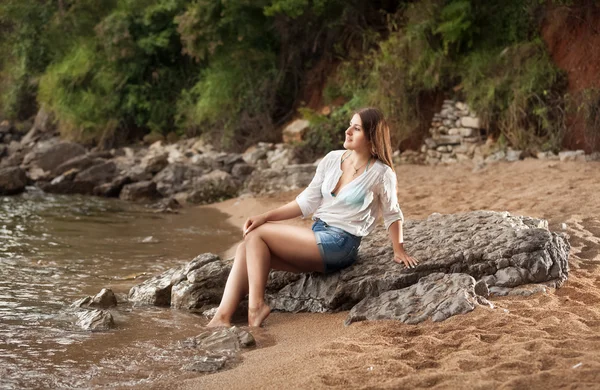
top-left (0, 0), bottom-right (56, 118)
top-left (331, 0), bottom-right (568, 153)
top-left (567, 88), bottom-right (600, 150)
top-left (296, 98), bottom-right (364, 162)
top-left (0, 0), bottom-right (584, 154)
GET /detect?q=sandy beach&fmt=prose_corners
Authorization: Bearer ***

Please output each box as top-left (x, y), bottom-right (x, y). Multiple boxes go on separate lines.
top-left (151, 158), bottom-right (600, 389)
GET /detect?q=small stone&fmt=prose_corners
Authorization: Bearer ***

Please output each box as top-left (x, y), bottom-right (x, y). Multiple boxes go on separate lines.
top-left (561, 223), bottom-right (567, 230)
top-left (559, 150), bottom-right (585, 162)
top-left (460, 127), bottom-right (475, 137)
top-left (460, 117), bottom-right (481, 129)
top-left (184, 356), bottom-right (228, 373)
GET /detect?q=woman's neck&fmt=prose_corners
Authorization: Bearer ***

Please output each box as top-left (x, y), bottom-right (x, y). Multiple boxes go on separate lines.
top-left (349, 148), bottom-right (372, 166)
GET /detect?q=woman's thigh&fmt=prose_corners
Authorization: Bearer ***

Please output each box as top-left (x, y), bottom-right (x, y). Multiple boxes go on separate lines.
top-left (246, 222), bottom-right (324, 273)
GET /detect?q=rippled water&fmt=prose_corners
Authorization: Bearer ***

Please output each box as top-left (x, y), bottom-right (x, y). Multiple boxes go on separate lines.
top-left (0, 189), bottom-right (241, 388)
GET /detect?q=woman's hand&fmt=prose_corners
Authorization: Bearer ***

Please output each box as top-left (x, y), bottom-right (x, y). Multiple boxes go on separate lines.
top-left (243, 214), bottom-right (268, 238)
top-left (393, 248), bottom-right (419, 269)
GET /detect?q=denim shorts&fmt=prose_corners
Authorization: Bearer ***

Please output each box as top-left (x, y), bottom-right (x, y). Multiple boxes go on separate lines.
top-left (311, 218), bottom-right (361, 274)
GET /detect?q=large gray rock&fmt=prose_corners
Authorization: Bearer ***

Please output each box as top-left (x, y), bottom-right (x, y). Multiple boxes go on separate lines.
top-left (171, 261), bottom-right (231, 310)
top-left (153, 163), bottom-right (204, 197)
top-left (345, 273), bottom-right (492, 325)
top-left (54, 154), bottom-right (101, 176)
top-left (128, 267), bottom-right (181, 306)
top-left (245, 164), bottom-right (315, 194)
top-left (129, 253), bottom-right (223, 307)
top-left (74, 161), bottom-right (117, 185)
top-left (185, 170), bottom-right (240, 204)
top-left (0, 167), bottom-right (27, 195)
top-left (266, 211), bottom-right (569, 313)
top-left (38, 171), bottom-right (95, 195)
top-left (27, 141), bottom-right (86, 172)
top-left (119, 181), bottom-right (160, 201)
top-left (129, 211), bottom-right (569, 325)
top-left (141, 151), bottom-right (169, 174)
top-left (93, 175), bottom-right (131, 197)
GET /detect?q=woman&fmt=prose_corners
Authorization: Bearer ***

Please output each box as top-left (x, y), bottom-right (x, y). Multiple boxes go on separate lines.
top-left (208, 107), bottom-right (418, 328)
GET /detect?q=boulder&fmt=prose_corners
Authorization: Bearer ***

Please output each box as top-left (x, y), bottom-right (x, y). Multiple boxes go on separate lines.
top-left (242, 144), bottom-right (271, 165)
top-left (128, 253), bottom-right (222, 306)
top-left (54, 154), bottom-right (101, 177)
top-left (266, 211), bottom-right (569, 313)
top-left (38, 172), bottom-right (95, 195)
top-left (266, 146), bottom-right (295, 170)
top-left (128, 267), bottom-right (181, 306)
top-left (171, 261), bottom-right (232, 310)
top-left (27, 141), bottom-right (86, 172)
top-left (185, 170), bottom-right (240, 204)
top-left (93, 176), bottom-right (132, 197)
top-left (141, 151), bottom-right (169, 174)
top-left (282, 119), bottom-right (310, 144)
top-left (245, 164), bottom-right (315, 194)
top-left (231, 163), bottom-right (254, 179)
top-left (153, 163), bottom-right (204, 197)
top-left (74, 161), bottom-right (117, 185)
top-left (130, 212), bottom-right (569, 325)
top-left (0, 150), bottom-right (24, 168)
top-left (119, 181), bottom-right (160, 202)
top-left (0, 167), bottom-right (27, 195)
top-left (345, 273), bottom-right (493, 325)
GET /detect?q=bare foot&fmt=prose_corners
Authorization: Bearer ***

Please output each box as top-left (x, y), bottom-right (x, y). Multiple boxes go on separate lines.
top-left (248, 303), bottom-right (271, 327)
top-left (207, 314), bottom-right (231, 328)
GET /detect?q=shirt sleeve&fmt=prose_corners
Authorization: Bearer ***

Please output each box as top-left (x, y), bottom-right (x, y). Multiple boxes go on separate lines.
top-left (295, 153), bottom-right (330, 218)
top-left (379, 167), bottom-right (404, 230)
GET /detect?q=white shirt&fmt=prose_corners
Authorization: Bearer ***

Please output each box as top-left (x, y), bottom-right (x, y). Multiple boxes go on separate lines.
top-left (295, 150), bottom-right (404, 237)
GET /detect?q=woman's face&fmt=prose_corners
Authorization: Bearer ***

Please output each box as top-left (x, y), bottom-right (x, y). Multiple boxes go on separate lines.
top-left (343, 113), bottom-right (371, 153)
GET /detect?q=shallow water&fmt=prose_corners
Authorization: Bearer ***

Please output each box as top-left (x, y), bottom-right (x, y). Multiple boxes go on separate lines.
top-left (0, 189), bottom-right (241, 388)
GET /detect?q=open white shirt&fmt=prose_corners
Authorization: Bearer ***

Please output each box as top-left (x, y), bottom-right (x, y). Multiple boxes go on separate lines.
top-left (295, 150), bottom-right (404, 236)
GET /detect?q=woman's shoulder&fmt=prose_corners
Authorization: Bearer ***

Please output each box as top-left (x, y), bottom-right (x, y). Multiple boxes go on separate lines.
top-left (372, 158), bottom-right (394, 175)
top-left (321, 149), bottom-right (346, 163)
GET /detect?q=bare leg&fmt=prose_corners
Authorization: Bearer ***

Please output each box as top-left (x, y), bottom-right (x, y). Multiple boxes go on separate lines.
top-left (207, 243), bottom-right (247, 327)
top-left (207, 239), bottom-right (313, 327)
top-left (245, 223), bottom-right (324, 327)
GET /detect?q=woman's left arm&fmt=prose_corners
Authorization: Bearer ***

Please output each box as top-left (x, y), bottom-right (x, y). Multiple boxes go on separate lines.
top-left (380, 168), bottom-right (419, 268)
top-left (388, 220), bottom-right (419, 268)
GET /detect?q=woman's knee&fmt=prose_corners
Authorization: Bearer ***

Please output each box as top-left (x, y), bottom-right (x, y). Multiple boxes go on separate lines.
top-left (243, 225), bottom-right (267, 243)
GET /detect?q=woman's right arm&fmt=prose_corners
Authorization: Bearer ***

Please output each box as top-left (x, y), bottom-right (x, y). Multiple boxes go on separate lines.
top-left (243, 201), bottom-right (303, 237)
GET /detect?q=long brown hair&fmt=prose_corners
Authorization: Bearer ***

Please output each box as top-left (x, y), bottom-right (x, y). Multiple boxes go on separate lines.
top-left (356, 107), bottom-right (395, 171)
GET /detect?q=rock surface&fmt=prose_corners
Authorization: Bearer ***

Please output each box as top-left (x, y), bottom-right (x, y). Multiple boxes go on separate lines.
top-left (74, 309), bottom-right (115, 331)
top-left (266, 211), bottom-right (569, 313)
top-left (180, 326), bottom-right (255, 373)
top-left (130, 211), bottom-right (569, 324)
top-left (0, 167), bottom-right (27, 195)
top-left (128, 253), bottom-right (225, 307)
top-left (185, 170), bottom-right (240, 204)
top-left (245, 164), bottom-right (315, 194)
top-left (345, 273), bottom-right (493, 325)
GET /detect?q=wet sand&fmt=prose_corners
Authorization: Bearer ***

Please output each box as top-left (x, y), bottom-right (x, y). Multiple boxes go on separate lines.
top-left (154, 159), bottom-right (600, 389)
